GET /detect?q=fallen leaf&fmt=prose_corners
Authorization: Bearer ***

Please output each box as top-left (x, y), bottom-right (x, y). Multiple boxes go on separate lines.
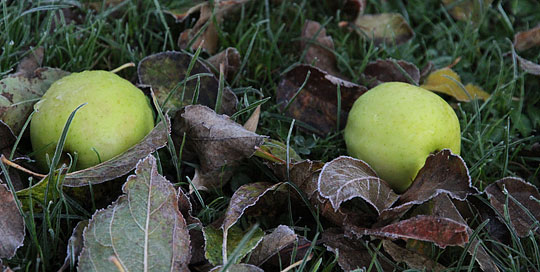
top-left (138, 51), bottom-right (238, 116)
top-left (210, 264), bottom-right (264, 272)
top-left (301, 20), bottom-right (340, 76)
top-left (420, 68), bottom-right (490, 101)
top-left (58, 220), bottom-right (88, 272)
top-left (318, 156), bottom-right (399, 214)
top-left (349, 13), bottom-right (414, 45)
top-left (14, 47), bottom-right (44, 78)
top-left (485, 177), bottom-right (540, 237)
top-left (243, 105), bottom-right (261, 133)
top-left (276, 64), bottom-right (367, 135)
top-left (77, 155), bottom-right (191, 271)
top-left (378, 150), bottom-right (479, 225)
top-left (363, 59), bottom-right (420, 86)
top-left (177, 188), bottom-right (206, 264)
top-left (175, 105), bottom-right (266, 191)
top-left (442, 0), bottom-right (493, 22)
top-left (177, 0), bottom-right (251, 54)
top-left (349, 215), bottom-right (469, 248)
top-left (515, 54), bottom-right (540, 76)
top-left (164, 1), bottom-right (206, 22)
top-left (514, 25), bottom-right (540, 51)
top-left (203, 224), bottom-right (264, 265)
top-left (0, 183), bottom-right (25, 259)
top-left (63, 116), bottom-right (170, 186)
top-left (0, 121), bottom-right (15, 151)
top-left (254, 139), bottom-right (302, 163)
top-left (206, 47), bottom-right (242, 81)
top-left (0, 68), bottom-right (70, 134)
top-left (382, 240), bottom-right (446, 271)
top-left (247, 225), bottom-right (298, 266)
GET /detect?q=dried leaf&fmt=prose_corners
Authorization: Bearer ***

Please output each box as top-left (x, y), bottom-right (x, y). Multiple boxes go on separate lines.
top-left (485, 177), bottom-right (540, 237)
top-left (164, 1), bottom-right (206, 22)
top-left (0, 183), bottom-right (25, 259)
top-left (515, 54), bottom-right (540, 76)
top-left (351, 13), bottom-right (414, 45)
top-left (301, 20), bottom-right (340, 76)
top-left (254, 139), bottom-right (302, 163)
top-left (350, 215), bottom-right (469, 248)
top-left (363, 59), bottom-right (420, 86)
top-left (243, 105), bottom-right (261, 133)
top-left (514, 25), bottom-right (540, 51)
top-left (210, 264), bottom-right (264, 272)
top-left (248, 225), bottom-right (298, 266)
top-left (176, 105), bottom-right (265, 190)
top-left (378, 150), bottom-right (478, 225)
top-left (382, 240), bottom-right (446, 271)
top-left (203, 225), bottom-right (264, 265)
top-left (0, 121), bottom-right (15, 151)
top-left (138, 51), bottom-right (238, 116)
top-left (78, 155), bottom-right (191, 271)
top-left (14, 47), bottom-right (44, 78)
top-left (276, 64), bottom-right (367, 135)
top-left (0, 68), bottom-right (70, 134)
top-left (318, 156), bottom-right (399, 214)
top-left (59, 220), bottom-right (88, 272)
top-left (420, 67), bottom-right (490, 102)
top-left (177, 188), bottom-right (205, 264)
top-left (206, 47), bottom-right (241, 81)
top-left (63, 116), bottom-right (170, 186)
top-left (442, 0), bottom-right (493, 21)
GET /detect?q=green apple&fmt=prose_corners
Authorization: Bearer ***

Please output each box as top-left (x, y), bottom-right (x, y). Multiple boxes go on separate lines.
top-left (30, 70), bottom-right (155, 170)
top-left (344, 82), bottom-right (460, 193)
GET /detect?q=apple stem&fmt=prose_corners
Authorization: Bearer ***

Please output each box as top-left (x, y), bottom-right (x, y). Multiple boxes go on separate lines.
top-left (0, 155), bottom-right (46, 179)
top-left (110, 62), bottom-right (135, 74)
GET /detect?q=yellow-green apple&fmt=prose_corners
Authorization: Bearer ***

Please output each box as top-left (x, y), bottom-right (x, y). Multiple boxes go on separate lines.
top-left (30, 70), bottom-right (154, 170)
top-left (344, 82), bottom-right (461, 192)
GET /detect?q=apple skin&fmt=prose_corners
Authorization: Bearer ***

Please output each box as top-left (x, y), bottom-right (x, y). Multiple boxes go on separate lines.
top-left (344, 82), bottom-right (461, 193)
top-left (30, 70), bottom-right (155, 170)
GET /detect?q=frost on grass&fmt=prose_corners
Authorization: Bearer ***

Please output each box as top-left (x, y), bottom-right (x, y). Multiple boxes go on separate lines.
top-left (77, 155), bottom-right (190, 272)
top-left (0, 183), bottom-right (25, 260)
top-left (203, 225), bottom-right (264, 266)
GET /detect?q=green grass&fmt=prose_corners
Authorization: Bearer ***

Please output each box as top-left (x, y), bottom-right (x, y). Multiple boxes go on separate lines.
top-left (1, 0), bottom-right (539, 271)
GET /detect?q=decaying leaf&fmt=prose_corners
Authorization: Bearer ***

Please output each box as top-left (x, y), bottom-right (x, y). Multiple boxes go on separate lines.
top-left (177, 188), bottom-right (206, 264)
top-left (485, 177), bottom-right (540, 237)
top-left (301, 20), bottom-right (340, 76)
top-left (318, 156), bottom-right (399, 214)
top-left (276, 64), bottom-right (367, 135)
top-left (243, 105), bottom-right (261, 133)
top-left (515, 54), bottom-right (540, 76)
top-left (254, 139), bottom-right (303, 163)
top-left (203, 224), bottom-right (264, 265)
top-left (442, 0), bottom-right (493, 22)
top-left (164, 0), bottom-right (206, 22)
top-left (363, 59), bottom-right (420, 86)
top-left (63, 116), bottom-right (170, 186)
top-left (514, 25), bottom-right (540, 51)
top-left (0, 183), bottom-right (25, 260)
top-left (175, 105), bottom-right (266, 191)
top-left (347, 13), bottom-right (414, 45)
top-left (209, 264), bottom-right (264, 272)
top-left (206, 47), bottom-right (242, 81)
top-left (382, 240), bottom-right (446, 271)
top-left (14, 47), bottom-right (44, 78)
top-left (59, 220), bottom-right (88, 272)
top-left (349, 215), bottom-right (469, 248)
top-left (420, 67), bottom-right (490, 102)
top-left (0, 121), bottom-right (15, 151)
top-left (0, 67), bottom-right (70, 134)
top-left (248, 225), bottom-right (298, 266)
top-left (177, 0), bottom-right (251, 54)
top-left (138, 51), bottom-right (238, 116)
top-left (77, 156), bottom-right (191, 271)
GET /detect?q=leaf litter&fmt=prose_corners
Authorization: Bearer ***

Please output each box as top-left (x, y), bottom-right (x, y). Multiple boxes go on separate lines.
top-left (0, 184), bottom-right (25, 260)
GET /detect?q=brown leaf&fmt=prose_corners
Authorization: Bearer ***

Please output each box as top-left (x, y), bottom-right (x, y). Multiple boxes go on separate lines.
top-left (382, 240), bottom-right (446, 271)
top-left (363, 59), bottom-right (420, 86)
top-left (514, 25), bottom-right (540, 51)
top-left (164, 1), bottom-right (206, 22)
top-left (0, 183), bottom-right (25, 259)
top-left (78, 155), bottom-right (191, 271)
top-left (485, 177), bottom-right (540, 237)
top-left (301, 20), bottom-right (340, 77)
top-left (378, 150), bottom-right (479, 225)
top-left (138, 51), bottom-right (238, 116)
top-left (14, 47), bottom-right (44, 78)
top-left (515, 54), bottom-right (540, 76)
top-left (177, 188), bottom-right (206, 264)
top-left (442, 0), bottom-right (493, 22)
top-left (63, 116), bottom-right (170, 187)
top-left (276, 64), bottom-right (367, 135)
top-left (206, 47), bottom-right (241, 82)
top-left (210, 264), bottom-right (264, 272)
top-left (420, 68), bottom-right (490, 101)
top-left (0, 121), bottom-right (15, 151)
top-left (243, 105), bottom-right (261, 133)
top-left (349, 13), bottom-right (414, 45)
top-left (58, 220), bottom-right (88, 272)
top-left (318, 156), bottom-right (399, 214)
top-left (350, 215), bottom-right (469, 248)
top-left (322, 228), bottom-right (394, 271)
top-left (248, 225), bottom-right (298, 266)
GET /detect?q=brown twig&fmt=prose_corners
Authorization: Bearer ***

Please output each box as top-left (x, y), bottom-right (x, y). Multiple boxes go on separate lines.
top-left (0, 155), bottom-right (46, 178)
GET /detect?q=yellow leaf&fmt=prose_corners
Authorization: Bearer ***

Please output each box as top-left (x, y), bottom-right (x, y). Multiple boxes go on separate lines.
top-left (420, 68), bottom-right (490, 102)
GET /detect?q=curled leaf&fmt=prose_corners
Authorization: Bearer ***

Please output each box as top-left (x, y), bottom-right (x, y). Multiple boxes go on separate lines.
top-left (514, 25), bottom-right (540, 51)
top-left (349, 13), bottom-right (414, 45)
top-left (77, 155), bottom-right (191, 271)
top-left (485, 177), bottom-right (540, 237)
top-left (248, 225), bottom-right (298, 266)
top-left (0, 183), bottom-right (25, 259)
top-left (318, 156), bottom-right (399, 214)
top-left (420, 68), bottom-right (490, 101)
top-left (363, 59), bottom-right (420, 86)
top-left (515, 54), bottom-right (540, 76)
top-left (59, 220), bottom-right (88, 272)
top-left (206, 47), bottom-right (241, 81)
top-left (301, 20), bottom-right (340, 76)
